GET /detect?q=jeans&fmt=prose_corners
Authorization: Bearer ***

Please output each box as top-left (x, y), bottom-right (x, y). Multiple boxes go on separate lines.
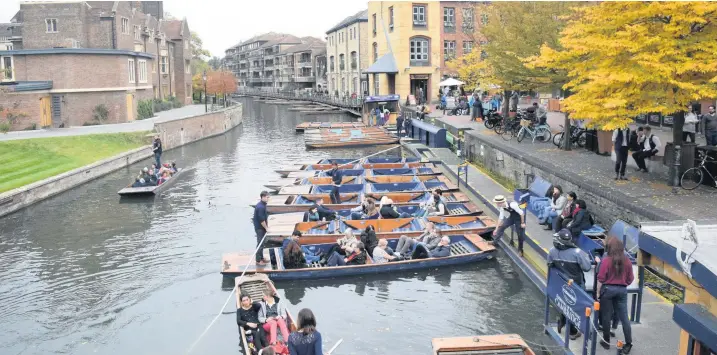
top-left (262, 317), bottom-right (290, 344)
top-left (245, 326), bottom-right (268, 350)
top-left (255, 228), bottom-right (266, 262)
top-left (330, 185), bottom-right (341, 204)
top-left (396, 122), bottom-right (403, 137)
top-left (350, 212), bottom-right (363, 220)
top-left (707, 130), bottom-right (717, 146)
top-left (327, 251), bottom-right (346, 266)
top-left (398, 212), bottom-right (412, 218)
top-left (632, 150), bottom-right (657, 171)
top-left (494, 218), bottom-right (525, 252)
top-left (412, 243), bottom-right (430, 259)
top-left (396, 235), bottom-right (417, 255)
top-left (600, 285), bottom-right (632, 345)
top-left (537, 207), bottom-right (558, 225)
top-left (302, 246), bottom-right (321, 263)
top-left (615, 145), bottom-right (629, 176)
top-left (154, 152), bottom-right (162, 168)
top-left (682, 132), bottom-right (696, 143)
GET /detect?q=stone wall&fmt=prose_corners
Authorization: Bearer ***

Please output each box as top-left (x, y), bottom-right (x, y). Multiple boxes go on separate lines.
top-left (464, 133), bottom-right (679, 228)
top-left (154, 103), bottom-right (243, 149)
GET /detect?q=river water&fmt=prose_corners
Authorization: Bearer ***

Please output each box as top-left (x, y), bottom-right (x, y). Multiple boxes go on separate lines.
top-left (0, 98), bottom-right (551, 355)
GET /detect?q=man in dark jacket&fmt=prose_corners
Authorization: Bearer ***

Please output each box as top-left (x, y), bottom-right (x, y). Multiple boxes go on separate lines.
top-left (471, 93), bottom-right (483, 122)
top-left (152, 135), bottom-right (162, 168)
top-left (315, 198), bottom-right (337, 221)
top-left (379, 198), bottom-right (411, 219)
top-left (396, 114), bottom-right (405, 137)
top-left (253, 191), bottom-right (270, 265)
top-left (568, 200), bottom-right (594, 239)
top-left (548, 229), bottom-right (592, 339)
top-left (326, 161), bottom-right (343, 204)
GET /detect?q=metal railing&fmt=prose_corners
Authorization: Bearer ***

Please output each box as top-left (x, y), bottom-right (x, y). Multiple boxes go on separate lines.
top-left (234, 87), bottom-right (364, 109)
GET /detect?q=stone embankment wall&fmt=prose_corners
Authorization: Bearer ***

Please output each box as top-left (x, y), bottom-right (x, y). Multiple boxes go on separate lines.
top-left (0, 104), bottom-right (243, 218)
top-left (464, 133), bottom-right (679, 228)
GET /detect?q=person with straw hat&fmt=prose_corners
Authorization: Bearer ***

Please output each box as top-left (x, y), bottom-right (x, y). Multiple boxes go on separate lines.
top-left (492, 195), bottom-right (526, 257)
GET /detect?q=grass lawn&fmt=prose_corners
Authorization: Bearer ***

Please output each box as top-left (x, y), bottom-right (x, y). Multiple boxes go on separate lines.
top-left (0, 132), bottom-right (151, 193)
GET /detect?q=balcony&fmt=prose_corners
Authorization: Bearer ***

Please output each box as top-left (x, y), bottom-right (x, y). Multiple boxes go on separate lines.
top-left (295, 76), bottom-right (315, 83)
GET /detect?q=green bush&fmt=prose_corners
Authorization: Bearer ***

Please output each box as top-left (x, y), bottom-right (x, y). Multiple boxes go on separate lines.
top-left (93, 104), bottom-right (109, 123)
top-left (137, 99), bottom-right (154, 120)
top-left (0, 121), bottom-right (10, 134)
top-left (82, 121), bottom-right (100, 126)
top-left (24, 123), bottom-right (37, 130)
top-left (167, 95), bottom-right (183, 108)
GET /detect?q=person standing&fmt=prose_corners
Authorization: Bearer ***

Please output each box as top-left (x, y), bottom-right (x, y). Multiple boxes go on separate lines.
top-left (631, 126), bottom-right (661, 173)
top-left (703, 105), bottom-right (717, 146)
top-left (417, 87), bottom-right (424, 105)
top-left (471, 93), bottom-right (484, 122)
top-left (152, 135), bottom-right (163, 168)
top-left (326, 161), bottom-right (343, 204)
top-left (596, 237), bottom-right (634, 353)
top-left (491, 195), bottom-right (526, 257)
top-left (253, 191), bottom-right (270, 266)
top-left (612, 127), bottom-right (630, 180)
top-left (396, 114), bottom-right (404, 138)
top-left (683, 108), bottom-right (698, 143)
top-left (510, 91), bottom-right (519, 113)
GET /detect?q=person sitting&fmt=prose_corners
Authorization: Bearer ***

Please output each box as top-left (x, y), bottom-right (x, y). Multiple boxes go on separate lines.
top-left (146, 169), bottom-right (158, 186)
top-left (372, 239), bottom-right (401, 264)
top-left (423, 189), bottom-right (448, 216)
top-left (158, 171), bottom-right (170, 185)
top-left (538, 185), bottom-right (567, 226)
top-left (349, 197), bottom-right (375, 220)
top-left (323, 229), bottom-right (358, 261)
top-left (258, 288), bottom-right (291, 345)
top-left (567, 200), bottom-right (594, 239)
top-left (237, 293), bottom-right (269, 351)
top-left (430, 236), bottom-right (452, 258)
top-left (631, 126), bottom-right (661, 173)
top-left (360, 225), bottom-right (378, 258)
top-left (131, 178), bottom-right (143, 188)
top-left (315, 199), bottom-right (337, 221)
top-left (553, 192), bottom-right (577, 232)
top-left (395, 222), bottom-right (440, 257)
top-left (409, 229), bottom-right (446, 259)
top-left (258, 347), bottom-right (275, 355)
top-left (282, 230), bottom-right (320, 264)
top-left (364, 199), bottom-right (380, 219)
top-left (170, 161), bottom-right (178, 173)
top-left (288, 308), bottom-right (323, 355)
top-left (282, 240), bottom-right (307, 269)
top-left (327, 241), bottom-right (367, 266)
top-left (303, 205), bottom-right (321, 222)
top-left (379, 197), bottom-right (411, 219)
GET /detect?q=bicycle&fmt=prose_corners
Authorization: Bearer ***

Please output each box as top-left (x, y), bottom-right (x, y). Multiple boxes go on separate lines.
top-left (552, 125), bottom-right (587, 148)
top-left (499, 117), bottom-right (522, 141)
top-left (681, 151), bottom-right (717, 190)
top-left (516, 119), bottom-right (552, 143)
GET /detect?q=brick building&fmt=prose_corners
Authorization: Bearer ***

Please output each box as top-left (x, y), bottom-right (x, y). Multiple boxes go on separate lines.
top-left (0, 1), bottom-right (192, 131)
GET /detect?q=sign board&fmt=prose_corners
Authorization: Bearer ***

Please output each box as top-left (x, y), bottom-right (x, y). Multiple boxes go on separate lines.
top-left (648, 113), bottom-right (662, 126)
top-left (410, 74), bottom-right (430, 80)
top-left (546, 267), bottom-right (593, 331)
top-left (663, 114), bottom-right (674, 127)
top-left (635, 113), bottom-right (647, 124)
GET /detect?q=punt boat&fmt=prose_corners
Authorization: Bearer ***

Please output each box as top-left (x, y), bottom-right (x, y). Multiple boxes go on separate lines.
top-left (263, 174), bottom-right (455, 192)
top-left (295, 122), bottom-right (365, 132)
top-left (221, 234), bottom-right (496, 280)
top-left (266, 215), bottom-right (498, 244)
top-left (234, 274), bottom-right (296, 355)
top-left (262, 191), bottom-right (471, 214)
top-left (281, 167), bottom-right (443, 179)
top-left (117, 168), bottom-right (189, 196)
top-left (275, 181), bottom-right (455, 195)
top-left (333, 203), bottom-right (483, 218)
top-left (274, 162), bottom-right (430, 177)
top-left (304, 127), bottom-right (398, 149)
top-left (263, 176), bottom-right (359, 191)
top-left (431, 335), bottom-right (536, 355)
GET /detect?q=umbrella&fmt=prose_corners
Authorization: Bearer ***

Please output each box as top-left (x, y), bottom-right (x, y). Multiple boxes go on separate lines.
top-left (438, 78), bottom-right (465, 87)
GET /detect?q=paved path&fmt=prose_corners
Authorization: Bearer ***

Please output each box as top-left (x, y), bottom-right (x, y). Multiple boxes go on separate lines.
top-left (0, 105), bottom-right (207, 141)
top-left (431, 113), bottom-right (717, 221)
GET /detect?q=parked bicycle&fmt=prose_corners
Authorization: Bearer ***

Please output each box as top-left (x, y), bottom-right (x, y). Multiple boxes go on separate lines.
top-left (516, 119), bottom-right (552, 143)
top-left (552, 125), bottom-right (587, 148)
top-left (499, 117), bottom-right (522, 141)
top-left (681, 151), bottom-right (717, 190)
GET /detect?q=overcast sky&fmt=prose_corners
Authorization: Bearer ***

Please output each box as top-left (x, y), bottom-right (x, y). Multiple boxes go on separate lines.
top-left (2, 0), bottom-right (368, 56)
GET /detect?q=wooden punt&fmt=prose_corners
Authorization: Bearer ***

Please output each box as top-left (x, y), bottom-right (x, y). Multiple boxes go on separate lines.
top-left (295, 122), bottom-right (365, 132)
top-left (221, 234), bottom-right (496, 280)
top-left (304, 127), bottom-right (399, 149)
top-left (263, 176), bottom-right (358, 191)
top-left (333, 202), bottom-right (483, 218)
top-left (275, 183), bottom-right (365, 195)
top-left (431, 335), bottom-right (536, 355)
top-left (363, 175), bottom-right (458, 191)
top-left (275, 162), bottom-right (430, 177)
top-left (235, 274), bottom-right (297, 355)
top-left (266, 215), bottom-right (498, 244)
top-left (117, 168), bottom-right (189, 196)
top-left (281, 167), bottom-right (443, 179)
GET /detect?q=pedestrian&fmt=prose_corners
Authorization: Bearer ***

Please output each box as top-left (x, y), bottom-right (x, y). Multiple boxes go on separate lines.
top-left (417, 87), bottom-right (424, 105)
top-left (253, 191), bottom-right (270, 266)
top-left (547, 229), bottom-right (592, 340)
top-left (510, 91), bottom-right (519, 113)
top-left (596, 237), bottom-right (634, 353)
top-left (326, 161), bottom-right (343, 204)
top-left (404, 115), bottom-right (412, 137)
top-left (396, 114), bottom-right (404, 137)
top-left (631, 126), bottom-right (661, 173)
top-left (612, 127), bottom-right (630, 180)
top-left (684, 107), bottom-right (698, 143)
top-left (491, 195), bottom-right (526, 257)
top-left (705, 105), bottom-right (717, 146)
top-left (152, 135), bottom-right (163, 168)
top-left (471, 93), bottom-right (483, 122)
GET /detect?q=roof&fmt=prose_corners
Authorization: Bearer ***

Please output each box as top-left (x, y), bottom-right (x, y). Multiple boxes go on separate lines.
top-left (11, 10), bottom-right (23, 23)
top-left (326, 9), bottom-right (368, 34)
top-left (236, 32), bottom-right (288, 47)
top-left (162, 19), bottom-right (186, 40)
top-left (0, 24), bottom-right (13, 37)
top-left (280, 37), bottom-right (326, 54)
top-left (364, 53), bottom-right (398, 74)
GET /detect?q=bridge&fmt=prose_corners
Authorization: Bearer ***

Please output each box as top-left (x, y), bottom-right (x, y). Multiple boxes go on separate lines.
top-left (233, 88), bottom-right (363, 116)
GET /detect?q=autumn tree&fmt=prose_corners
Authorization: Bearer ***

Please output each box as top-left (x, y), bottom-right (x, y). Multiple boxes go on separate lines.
top-left (206, 70), bottom-right (238, 107)
top-left (531, 2), bottom-right (717, 185)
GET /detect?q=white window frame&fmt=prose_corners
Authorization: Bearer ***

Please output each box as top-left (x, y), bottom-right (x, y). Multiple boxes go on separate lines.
top-left (444, 7), bottom-right (455, 27)
top-left (463, 8), bottom-right (474, 23)
top-left (184, 40), bottom-right (188, 50)
top-left (185, 59), bottom-right (190, 74)
top-left (389, 6), bottom-right (394, 30)
top-left (138, 59), bottom-right (147, 83)
top-left (160, 56), bottom-right (168, 74)
top-left (463, 40), bottom-right (473, 54)
top-left (413, 6), bottom-right (426, 25)
top-left (121, 18), bottom-right (129, 35)
top-left (1, 56), bottom-right (14, 81)
top-left (481, 13), bottom-right (489, 25)
top-left (128, 58), bottom-right (136, 83)
top-left (444, 40), bottom-right (456, 60)
top-left (45, 18), bottom-right (58, 33)
top-left (134, 25), bottom-right (140, 41)
top-left (410, 38), bottom-right (429, 62)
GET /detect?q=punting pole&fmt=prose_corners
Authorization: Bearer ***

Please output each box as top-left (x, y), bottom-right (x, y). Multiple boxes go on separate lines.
top-left (327, 339), bottom-right (344, 355)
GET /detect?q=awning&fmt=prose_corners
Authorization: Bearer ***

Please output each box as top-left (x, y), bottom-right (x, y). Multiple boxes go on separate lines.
top-left (439, 78), bottom-right (464, 87)
top-left (364, 53), bottom-right (398, 74)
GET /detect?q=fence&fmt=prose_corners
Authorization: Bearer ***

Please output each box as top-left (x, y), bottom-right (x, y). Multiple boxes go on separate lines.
top-left (235, 87), bottom-right (364, 109)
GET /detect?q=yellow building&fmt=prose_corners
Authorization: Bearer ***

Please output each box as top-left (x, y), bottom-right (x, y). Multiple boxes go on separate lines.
top-left (367, 1), bottom-right (442, 104)
top-left (326, 10), bottom-right (369, 96)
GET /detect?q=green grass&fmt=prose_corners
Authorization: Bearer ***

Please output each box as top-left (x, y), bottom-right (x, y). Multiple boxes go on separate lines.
top-left (0, 132), bottom-right (151, 193)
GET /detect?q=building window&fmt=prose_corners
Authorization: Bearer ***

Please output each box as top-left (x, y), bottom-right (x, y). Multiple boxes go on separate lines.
top-left (341, 78), bottom-right (346, 93)
top-left (373, 42), bottom-right (378, 63)
top-left (1, 56), bottom-right (13, 81)
top-left (413, 5), bottom-right (426, 26)
top-left (372, 13), bottom-right (377, 36)
top-left (444, 7), bottom-right (455, 27)
top-left (339, 54), bottom-right (345, 71)
top-left (373, 74), bottom-right (379, 95)
top-left (185, 59), bottom-right (190, 73)
top-left (138, 59), bottom-right (147, 83)
top-left (329, 56), bottom-right (335, 72)
top-left (481, 13), bottom-right (489, 25)
top-left (184, 40), bottom-right (188, 50)
top-left (45, 18), bottom-right (58, 33)
top-left (352, 78), bottom-right (357, 94)
top-left (160, 56), bottom-right (168, 74)
top-left (409, 37), bottom-right (429, 66)
top-left (444, 41), bottom-right (456, 61)
top-left (389, 6), bottom-right (394, 30)
top-left (128, 58), bottom-right (136, 83)
top-left (187, 84), bottom-right (191, 97)
top-left (121, 18), bottom-right (129, 34)
top-left (463, 40), bottom-right (473, 54)
top-left (350, 51), bottom-right (357, 70)
top-left (134, 25), bottom-right (140, 40)
top-left (462, 8), bottom-right (475, 33)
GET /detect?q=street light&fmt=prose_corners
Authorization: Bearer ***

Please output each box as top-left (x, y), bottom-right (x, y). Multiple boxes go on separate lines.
top-left (203, 70), bottom-right (208, 112)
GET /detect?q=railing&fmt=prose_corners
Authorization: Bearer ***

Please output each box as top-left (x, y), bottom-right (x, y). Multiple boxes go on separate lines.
top-left (235, 87), bottom-right (364, 109)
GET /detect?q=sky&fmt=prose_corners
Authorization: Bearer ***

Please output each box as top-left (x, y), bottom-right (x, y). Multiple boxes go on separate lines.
top-left (1, 0), bottom-right (368, 57)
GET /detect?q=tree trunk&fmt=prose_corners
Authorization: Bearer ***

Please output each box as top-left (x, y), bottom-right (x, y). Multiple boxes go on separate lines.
top-left (502, 90), bottom-right (510, 118)
top-left (563, 112), bottom-right (572, 151)
top-left (669, 111), bottom-right (685, 189)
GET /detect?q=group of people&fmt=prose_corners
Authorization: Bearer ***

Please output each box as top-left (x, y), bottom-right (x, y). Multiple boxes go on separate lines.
top-left (131, 161), bottom-right (178, 188)
top-left (369, 106), bottom-right (392, 126)
top-left (612, 125), bottom-right (662, 178)
top-left (237, 288), bottom-right (323, 355)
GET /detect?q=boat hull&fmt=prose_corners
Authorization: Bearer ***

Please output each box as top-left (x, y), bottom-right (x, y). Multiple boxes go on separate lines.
top-left (117, 168), bottom-right (189, 196)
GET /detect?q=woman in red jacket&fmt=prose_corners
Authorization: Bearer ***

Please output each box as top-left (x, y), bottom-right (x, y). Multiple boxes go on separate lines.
top-left (597, 237), bottom-right (634, 353)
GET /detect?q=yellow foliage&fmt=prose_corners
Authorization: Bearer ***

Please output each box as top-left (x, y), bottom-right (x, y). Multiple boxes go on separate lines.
top-left (530, 2), bottom-right (717, 129)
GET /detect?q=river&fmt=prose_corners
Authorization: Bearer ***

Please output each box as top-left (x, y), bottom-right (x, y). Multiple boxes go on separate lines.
top-left (0, 98), bottom-right (551, 355)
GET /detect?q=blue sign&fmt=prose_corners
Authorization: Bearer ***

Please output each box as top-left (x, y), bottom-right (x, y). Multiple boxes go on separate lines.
top-left (365, 94), bottom-right (401, 103)
top-left (546, 267), bottom-right (594, 330)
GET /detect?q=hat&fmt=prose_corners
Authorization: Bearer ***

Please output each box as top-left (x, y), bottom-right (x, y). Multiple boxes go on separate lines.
top-left (143, 167), bottom-right (149, 172)
top-left (493, 195), bottom-right (506, 204)
top-left (556, 229), bottom-right (573, 244)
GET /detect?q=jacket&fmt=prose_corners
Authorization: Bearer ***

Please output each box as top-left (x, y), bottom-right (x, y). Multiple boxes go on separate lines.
top-left (303, 211), bottom-right (320, 222)
top-left (327, 168), bottom-right (343, 185)
top-left (431, 245), bottom-right (451, 258)
top-left (345, 250), bottom-right (367, 265)
top-left (337, 234), bottom-right (358, 250)
top-left (360, 229), bottom-right (378, 257)
top-left (316, 204), bottom-right (335, 220)
top-left (420, 232), bottom-right (441, 251)
top-left (705, 112), bottom-right (717, 132)
top-left (258, 296), bottom-right (289, 323)
top-left (379, 205), bottom-right (400, 219)
top-left (236, 302), bottom-right (262, 327)
top-left (550, 195), bottom-right (567, 212)
top-left (684, 113), bottom-right (698, 133)
top-left (569, 210), bottom-right (594, 236)
top-left (548, 242), bottom-right (592, 286)
top-left (560, 201), bottom-right (576, 218)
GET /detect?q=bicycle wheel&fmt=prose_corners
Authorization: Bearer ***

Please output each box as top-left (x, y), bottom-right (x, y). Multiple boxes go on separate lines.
top-left (484, 119), bottom-right (495, 129)
top-left (501, 125), bottom-right (515, 141)
top-left (576, 131), bottom-right (587, 148)
top-left (538, 127), bottom-right (552, 143)
top-left (494, 121), bottom-right (504, 135)
top-left (517, 128), bottom-right (526, 143)
top-left (681, 167), bottom-right (703, 190)
top-left (553, 132), bottom-right (564, 147)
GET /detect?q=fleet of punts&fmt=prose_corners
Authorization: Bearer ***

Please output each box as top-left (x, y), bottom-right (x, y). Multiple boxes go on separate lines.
top-left (304, 127), bottom-right (399, 149)
top-left (295, 121), bottom-right (366, 132)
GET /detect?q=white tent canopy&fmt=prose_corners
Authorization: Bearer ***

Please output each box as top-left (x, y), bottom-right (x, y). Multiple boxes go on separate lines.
top-left (438, 78), bottom-right (465, 87)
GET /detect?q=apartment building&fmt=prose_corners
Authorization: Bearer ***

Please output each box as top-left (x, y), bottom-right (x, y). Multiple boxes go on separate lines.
top-left (275, 38), bottom-right (327, 91)
top-left (0, 1), bottom-right (192, 130)
top-left (439, 1), bottom-right (486, 76)
top-left (326, 9), bottom-right (368, 97)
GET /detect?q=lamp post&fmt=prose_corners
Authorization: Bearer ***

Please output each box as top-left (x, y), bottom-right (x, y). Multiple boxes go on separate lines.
top-left (203, 70), bottom-right (208, 113)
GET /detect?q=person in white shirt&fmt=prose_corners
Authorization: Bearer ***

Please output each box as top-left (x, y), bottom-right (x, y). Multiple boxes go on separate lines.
top-left (612, 127), bottom-right (630, 180)
top-left (492, 195), bottom-right (526, 257)
top-left (684, 108), bottom-right (698, 143)
top-left (631, 126), bottom-right (661, 173)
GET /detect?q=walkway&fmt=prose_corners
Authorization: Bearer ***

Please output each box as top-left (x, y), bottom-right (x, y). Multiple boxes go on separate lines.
top-left (0, 105), bottom-right (207, 141)
top-left (404, 141), bottom-right (681, 355)
top-left (431, 113), bottom-right (717, 221)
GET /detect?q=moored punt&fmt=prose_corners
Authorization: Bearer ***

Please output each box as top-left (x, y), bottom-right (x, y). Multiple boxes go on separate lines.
top-left (363, 175), bottom-right (457, 191)
top-left (282, 167), bottom-right (442, 179)
top-left (275, 162), bottom-right (431, 177)
top-left (266, 215), bottom-right (498, 243)
top-left (221, 234), bottom-right (496, 280)
top-left (117, 168), bottom-right (189, 196)
top-left (234, 274), bottom-right (297, 354)
top-left (263, 176), bottom-right (359, 191)
top-left (295, 122), bottom-right (365, 132)
top-left (431, 335), bottom-right (536, 355)
top-left (334, 202), bottom-right (483, 218)
top-left (304, 127), bottom-right (399, 149)
top-left (276, 183), bottom-right (365, 195)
